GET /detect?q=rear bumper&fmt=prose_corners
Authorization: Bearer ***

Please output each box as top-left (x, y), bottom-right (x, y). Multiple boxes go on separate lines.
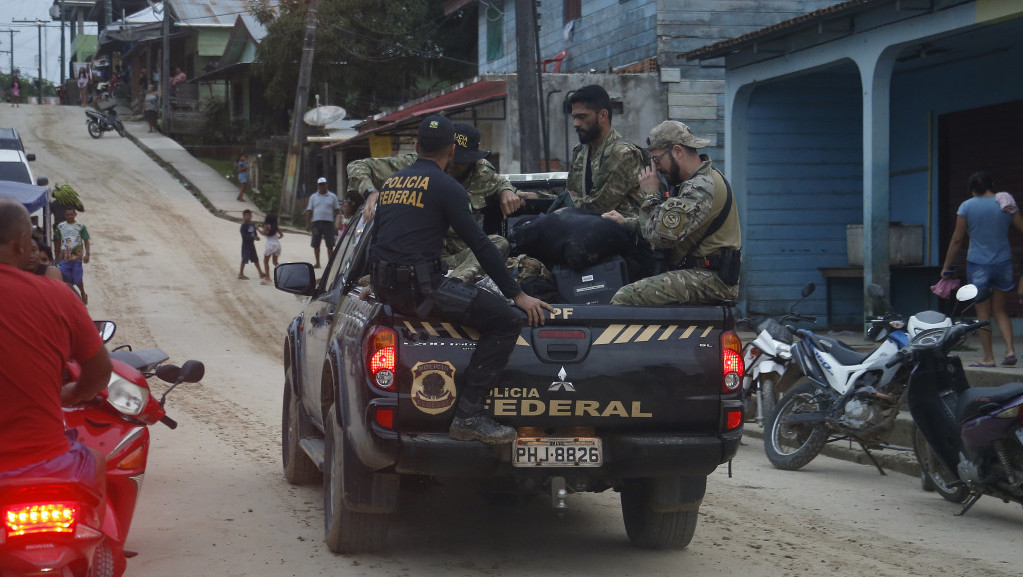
top-left (394, 430), bottom-right (742, 479)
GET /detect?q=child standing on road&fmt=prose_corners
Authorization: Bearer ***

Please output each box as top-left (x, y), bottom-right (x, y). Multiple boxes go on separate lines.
top-left (55, 208), bottom-right (91, 304)
top-left (261, 213), bottom-right (283, 285)
top-left (239, 209), bottom-right (265, 280)
top-left (236, 154), bottom-right (249, 201)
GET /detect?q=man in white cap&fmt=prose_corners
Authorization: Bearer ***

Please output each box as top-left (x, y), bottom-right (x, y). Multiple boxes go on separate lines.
top-left (305, 177), bottom-right (341, 268)
top-left (602, 120), bottom-right (741, 305)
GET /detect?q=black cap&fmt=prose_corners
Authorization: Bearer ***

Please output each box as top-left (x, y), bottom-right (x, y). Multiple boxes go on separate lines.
top-left (452, 123), bottom-right (490, 164)
top-left (417, 114), bottom-right (455, 152)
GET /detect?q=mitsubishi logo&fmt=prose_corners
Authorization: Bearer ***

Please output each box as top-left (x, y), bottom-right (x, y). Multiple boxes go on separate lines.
top-left (549, 366), bottom-right (575, 392)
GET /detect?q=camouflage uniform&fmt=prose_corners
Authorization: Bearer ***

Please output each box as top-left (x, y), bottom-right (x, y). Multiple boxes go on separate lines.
top-left (566, 127), bottom-right (645, 217)
top-left (611, 157), bottom-right (741, 306)
top-left (347, 154), bottom-right (513, 281)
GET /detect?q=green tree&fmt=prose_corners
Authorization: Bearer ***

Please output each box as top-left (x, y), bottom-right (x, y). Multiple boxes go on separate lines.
top-left (251, 0), bottom-right (475, 118)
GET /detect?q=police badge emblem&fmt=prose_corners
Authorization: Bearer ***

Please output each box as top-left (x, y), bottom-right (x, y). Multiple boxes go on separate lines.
top-left (410, 360), bottom-right (458, 414)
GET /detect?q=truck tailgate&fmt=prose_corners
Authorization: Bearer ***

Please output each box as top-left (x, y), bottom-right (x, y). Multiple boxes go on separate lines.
top-left (393, 304), bottom-right (733, 434)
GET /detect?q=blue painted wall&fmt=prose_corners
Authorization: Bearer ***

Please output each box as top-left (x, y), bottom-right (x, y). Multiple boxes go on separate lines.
top-left (743, 64), bottom-right (863, 321)
top-left (890, 42), bottom-right (1023, 264)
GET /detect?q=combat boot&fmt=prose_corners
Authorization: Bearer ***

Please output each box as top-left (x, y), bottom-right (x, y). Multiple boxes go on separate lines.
top-left (449, 413), bottom-right (517, 444)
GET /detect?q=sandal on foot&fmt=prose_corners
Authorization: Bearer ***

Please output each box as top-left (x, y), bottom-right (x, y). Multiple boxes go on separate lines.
top-left (237, 274), bottom-right (249, 280)
top-left (1002, 355), bottom-right (1017, 366)
top-left (969, 362), bottom-right (996, 368)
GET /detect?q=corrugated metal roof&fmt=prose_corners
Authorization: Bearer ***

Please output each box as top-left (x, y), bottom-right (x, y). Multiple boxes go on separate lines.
top-left (167, 0), bottom-right (270, 29)
top-left (682, 0), bottom-right (890, 61)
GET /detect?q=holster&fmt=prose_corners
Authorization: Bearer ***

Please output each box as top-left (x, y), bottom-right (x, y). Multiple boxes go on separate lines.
top-left (717, 248), bottom-right (741, 285)
top-left (417, 277), bottom-right (478, 317)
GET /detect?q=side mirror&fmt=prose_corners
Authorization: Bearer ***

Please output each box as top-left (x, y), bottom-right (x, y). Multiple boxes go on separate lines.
top-left (801, 282), bottom-right (816, 298)
top-left (155, 364), bottom-right (181, 383)
top-left (94, 320), bottom-right (116, 343)
top-left (179, 360), bottom-right (205, 383)
top-left (955, 284), bottom-right (978, 302)
top-left (36, 177), bottom-right (48, 186)
top-left (274, 262), bottom-right (318, 296)
top-left (26, 153), bottom-right (36, 161)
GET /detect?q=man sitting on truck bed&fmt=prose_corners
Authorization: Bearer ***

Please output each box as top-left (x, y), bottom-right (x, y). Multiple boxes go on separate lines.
top-left (349, 123), bottom-right (531, 283)
top-left (368, 114), bottom-right (553, 444)
top-left (601, 121), bottom-right (741, 306)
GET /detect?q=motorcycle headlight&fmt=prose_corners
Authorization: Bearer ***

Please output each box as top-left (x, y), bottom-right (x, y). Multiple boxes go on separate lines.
top-left (107, 374), bottom-right (149, 416)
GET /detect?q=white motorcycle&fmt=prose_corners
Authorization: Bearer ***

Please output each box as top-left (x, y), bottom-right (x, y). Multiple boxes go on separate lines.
top-left (741, 282), bottom-right (817, 424)
top-left (764, 285), bottom-right (953, 472)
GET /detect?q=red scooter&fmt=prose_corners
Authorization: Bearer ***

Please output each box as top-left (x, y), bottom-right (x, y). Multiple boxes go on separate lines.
top-left (0, 321), bottom-right (204, 577)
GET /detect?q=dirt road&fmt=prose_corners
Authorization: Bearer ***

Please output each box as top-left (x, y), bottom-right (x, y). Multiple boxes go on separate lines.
top-left (5, 105), bottom-right (1022, 577)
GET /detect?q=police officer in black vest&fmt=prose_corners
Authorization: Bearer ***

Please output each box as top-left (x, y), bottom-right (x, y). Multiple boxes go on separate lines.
top-left (368, 114), bottom-right (553, 444)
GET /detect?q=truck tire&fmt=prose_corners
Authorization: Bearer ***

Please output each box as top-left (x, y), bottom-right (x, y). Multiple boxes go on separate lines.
top-left (620, 479), bottom-right (699, 550)
top-left (323, 405), bottom-right (389, 553)
top-left (912, 424), bottom-right (969, 503)
top-left (764, 381), bottom-right (829, 471)
top-left (282, 376), bottom-right (319, 485)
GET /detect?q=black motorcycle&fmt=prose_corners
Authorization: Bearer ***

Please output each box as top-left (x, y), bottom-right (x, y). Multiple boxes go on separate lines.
top-left (86, 105), bottom-right (125, 138)
top-left (886, 286), bottom-right (1023, 515)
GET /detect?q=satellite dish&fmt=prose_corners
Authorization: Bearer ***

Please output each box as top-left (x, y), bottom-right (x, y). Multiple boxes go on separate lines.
top-left (303, 106), bottom-right (347, 127)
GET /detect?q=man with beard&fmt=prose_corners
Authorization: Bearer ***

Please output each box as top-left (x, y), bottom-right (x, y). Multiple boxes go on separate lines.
top-left (565, 85), bottom-right (645, 216)
top-left (348, 122), bottom-right (531, 281)
top-left (601, 121), bottom-right (741, 305)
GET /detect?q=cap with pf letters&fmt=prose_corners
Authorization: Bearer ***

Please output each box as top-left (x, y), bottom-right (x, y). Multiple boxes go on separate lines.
top-left (647, 121), bottom-right (710, 151)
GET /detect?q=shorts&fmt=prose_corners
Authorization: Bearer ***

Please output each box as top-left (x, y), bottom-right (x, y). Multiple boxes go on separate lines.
top-left (238, 171), bottom-right (248, 184)
top-left (242, 241), bottom-right (259, 264)
top-left (966, 260), bottom-right (1015, 292)
top-left (59, 259), bottom-right (83, 285)
top-left (144, 109), bottom-right (157, 122)
top-left (310, 220), bottom-right (336, 250)
top-left (0, 441), bottom-right (97, 486)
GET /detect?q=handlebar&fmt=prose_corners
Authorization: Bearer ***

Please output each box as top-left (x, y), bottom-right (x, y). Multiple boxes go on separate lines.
top-left (160, 415), bottom-right (178, 430)
top-left (781, 313), bottom-right (817, 324)
top-left (882, 319), bottom-right (990, 369)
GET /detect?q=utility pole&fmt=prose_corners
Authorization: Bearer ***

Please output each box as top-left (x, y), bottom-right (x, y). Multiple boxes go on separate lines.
top-left (515, 0), bottom-right (541, 172)
top-left (13, 21), bottom-right (43, 98)
top-left (0, 30), bottom-right (18, 76)
top-left (161, 6), bottom-right (170, 132)
top-left (280, 0), bottom-right (322, 220)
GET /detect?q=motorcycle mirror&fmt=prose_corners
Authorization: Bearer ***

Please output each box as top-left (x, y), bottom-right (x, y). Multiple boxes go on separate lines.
top-left (955, 284), bottom-right (978, 302)
top-left (866, 283), bottom-right (885, 298)
top-left (156, 364), bottom-right (181, 383)
top-left (179, 360), bottom-right (205, 383)
top-left (801, 282), bottom-right (816, 298)
top-left (94, 320), bottom-right (116, 343)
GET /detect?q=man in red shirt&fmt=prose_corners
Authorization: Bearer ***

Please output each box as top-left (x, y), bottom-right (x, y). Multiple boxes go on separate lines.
top-left (0, 198), bottom-right (112, 490)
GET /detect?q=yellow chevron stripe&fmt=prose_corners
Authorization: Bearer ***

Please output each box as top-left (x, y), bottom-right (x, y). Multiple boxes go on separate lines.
top-left (658, 325), bottom-right (678, 340)
top-left (403, 321), bottom-right (417, 333)
top-left (421, 322), bottom-right (439, 337)
top-left (679, 325), bottom-right (696, 339)
top-left (615, 324), bottom-right (644, 344)
top-left (593, 324), bottom-right (625, 345)
top-left (517, 335), bottom-right (530, 346)
top-left (636, 325), bottom-right (661, 343)
top-left (461, 326), bottom-right (480, 340)
top-left (701, 326), bottom-right (714, 338)
top-left (440, 323), bottom-right (462, 339)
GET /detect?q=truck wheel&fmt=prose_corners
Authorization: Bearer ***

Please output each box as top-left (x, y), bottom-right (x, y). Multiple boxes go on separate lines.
top-left (323, 405), bottom-right (389, 553)
top-left (620, 479), bottom-right (699, 550)
top-left (764, 381), bottom-right (829, 471)
top-left (87, 120), bottom-right (102, 139)
top-left (282, 377), bottom-right (319, 485)
top-left (912, 424), bottom-right (969, 503)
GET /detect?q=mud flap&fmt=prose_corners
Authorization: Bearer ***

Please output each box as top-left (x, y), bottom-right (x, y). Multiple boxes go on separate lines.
top-left (341, 431), bottom-right (399, 514)
top-left (647, 476), bottom-right (706, 513)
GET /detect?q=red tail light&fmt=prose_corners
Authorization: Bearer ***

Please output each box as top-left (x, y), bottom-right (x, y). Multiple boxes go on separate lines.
top-left (365, 327), bottom-right (397, 390)
top-left (4, 502), bottom-right (78, 537)
top-left (721, 331), bottom-right (744, 393)
top-left (374, 406), bottom-right (395, 429)
top-left (726, 410), bottom-right (743, 430)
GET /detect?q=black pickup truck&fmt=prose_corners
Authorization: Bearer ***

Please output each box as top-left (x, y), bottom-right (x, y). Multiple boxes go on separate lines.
top-left (274, 175), bottom-right (744, 554)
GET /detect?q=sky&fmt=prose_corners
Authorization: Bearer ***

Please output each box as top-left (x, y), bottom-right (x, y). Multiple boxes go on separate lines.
top-left (0, 0), bottom-right (98, 85)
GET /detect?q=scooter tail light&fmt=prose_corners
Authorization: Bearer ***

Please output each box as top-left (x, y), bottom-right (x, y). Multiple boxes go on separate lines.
top-left (721, 331), bottom-right (744, 393)
top-left (364, 327), bottom-right (397, 391)
top-left (3, 502), bottom-right (78, 538)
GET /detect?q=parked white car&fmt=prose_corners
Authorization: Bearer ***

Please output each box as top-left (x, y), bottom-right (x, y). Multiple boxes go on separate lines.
top-left (0, 149), bottom-right (47, 186)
